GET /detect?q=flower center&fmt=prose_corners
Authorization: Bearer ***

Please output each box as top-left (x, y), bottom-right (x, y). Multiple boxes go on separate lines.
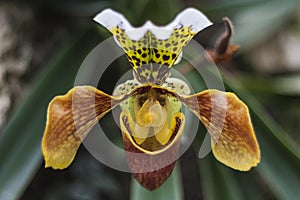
top-left (136, 99), bottom-right (166, 128)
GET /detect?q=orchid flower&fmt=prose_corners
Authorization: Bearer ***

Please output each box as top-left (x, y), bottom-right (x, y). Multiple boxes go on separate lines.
top-left (41, 8), bottom-right (260, 190)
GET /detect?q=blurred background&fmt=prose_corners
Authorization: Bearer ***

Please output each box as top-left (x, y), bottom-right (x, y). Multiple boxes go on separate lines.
top-left (0, 0), bottom-right (300, 199)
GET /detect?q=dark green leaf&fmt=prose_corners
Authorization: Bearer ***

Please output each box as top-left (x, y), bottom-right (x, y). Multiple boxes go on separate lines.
top-left (0, 27), bottom-right (101, 200)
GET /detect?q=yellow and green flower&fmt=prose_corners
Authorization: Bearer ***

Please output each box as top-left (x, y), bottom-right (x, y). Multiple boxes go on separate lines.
top-left (41, 8), bottom-right (260, 190)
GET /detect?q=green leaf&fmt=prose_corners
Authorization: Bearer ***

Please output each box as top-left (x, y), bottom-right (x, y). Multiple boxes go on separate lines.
top-left (130, 0), bottom-right (181, 24)
top-left (269, 74), bottom-right (300, 96)
top-left (232, 0), bottom-right (298, 50)
top-left (0, 27), bottom-right (101, 200)
top-left (198, 155), bottom-right (263, 200)
top-left (130, 164), bottom-right (183, 200)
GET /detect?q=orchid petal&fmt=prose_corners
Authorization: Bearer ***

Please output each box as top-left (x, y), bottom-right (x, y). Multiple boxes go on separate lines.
top-left (180, 89), bottom-right (260, 171)
top-left (42, 86), bottom-right (129, 169)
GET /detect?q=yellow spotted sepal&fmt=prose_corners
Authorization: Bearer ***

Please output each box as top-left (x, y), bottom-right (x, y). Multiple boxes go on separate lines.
top-left (94, 8), bottom-right (212, 85)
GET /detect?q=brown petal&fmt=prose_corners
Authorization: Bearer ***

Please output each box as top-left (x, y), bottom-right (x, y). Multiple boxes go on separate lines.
top-left (42, 86), bottom-right (127, 169)
top-left (180, 89), bottom-right (260, 171)
top-left (120, 111), bottom-right (185, 190)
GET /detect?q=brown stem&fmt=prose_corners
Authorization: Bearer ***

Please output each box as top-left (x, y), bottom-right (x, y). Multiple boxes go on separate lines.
top-left (207, 17), bottom-right (240, 64)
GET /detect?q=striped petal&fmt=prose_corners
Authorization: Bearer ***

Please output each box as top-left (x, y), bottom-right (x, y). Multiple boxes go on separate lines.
top-left (41, 86), bottom-right (130, 169)
top-left (180, 89), bottom-right (260, 171)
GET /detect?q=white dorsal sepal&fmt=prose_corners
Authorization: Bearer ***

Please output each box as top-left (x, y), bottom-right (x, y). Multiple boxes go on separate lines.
top-left (94, 8), bottom-right (213, 40)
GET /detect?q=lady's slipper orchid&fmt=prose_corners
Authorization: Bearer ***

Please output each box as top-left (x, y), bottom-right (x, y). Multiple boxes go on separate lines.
top-left (41, 8), bottom-right (260, 190)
